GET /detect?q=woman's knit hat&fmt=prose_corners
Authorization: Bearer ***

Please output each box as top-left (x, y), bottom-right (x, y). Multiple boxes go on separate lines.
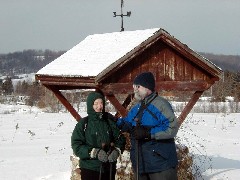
top-left (133, 72), bottom-right (155, 91)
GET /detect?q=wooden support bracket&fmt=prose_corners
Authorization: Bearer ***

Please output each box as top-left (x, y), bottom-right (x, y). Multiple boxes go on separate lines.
top-left (105, 94), bottom-right (128, 117)
top-left (44, 85), bottom-right (81, 121)
top-left (114, 94), bottom-right (134, 117)
top-left (178, 91), bottom-right (204, 126)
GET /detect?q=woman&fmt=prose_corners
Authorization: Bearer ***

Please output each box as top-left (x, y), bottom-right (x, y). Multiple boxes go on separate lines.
top-left (71, 91), bottom-right (125, 180)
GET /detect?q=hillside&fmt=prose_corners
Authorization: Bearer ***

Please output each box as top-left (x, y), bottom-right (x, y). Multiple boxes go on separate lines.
top-left (199, 52), bottom-right (240, 72)
top-left (0, 50), bottom-right (65, 76)
top-left (0, 50), bottom-right (239, 77)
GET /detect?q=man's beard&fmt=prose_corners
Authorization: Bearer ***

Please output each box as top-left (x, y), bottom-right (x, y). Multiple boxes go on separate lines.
top-left (134, 89), bottom-right (148, 100)
top-left (134, 92), bottom-right (142, 101)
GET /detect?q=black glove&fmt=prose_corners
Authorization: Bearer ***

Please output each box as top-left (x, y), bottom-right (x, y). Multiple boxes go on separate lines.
top-left (107, 113), bottom-right (118, 122)
top-left (102, 112), bottom-right (117, 122)
top-left (133, 126), bottom-right (151, 140)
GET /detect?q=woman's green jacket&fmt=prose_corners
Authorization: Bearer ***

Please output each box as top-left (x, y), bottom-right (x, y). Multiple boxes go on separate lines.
top-left (71, 112), bottom-right (126, 172)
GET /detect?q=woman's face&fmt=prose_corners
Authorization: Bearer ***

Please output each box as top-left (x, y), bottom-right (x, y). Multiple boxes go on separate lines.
top-left (93, 98), bottom-right (104, 112)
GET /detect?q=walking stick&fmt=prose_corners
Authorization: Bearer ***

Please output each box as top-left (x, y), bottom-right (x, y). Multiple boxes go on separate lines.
top-left (109, 142), bottom-right (115, 180)
top-left (99, 163), bottom-right (103, 180)
top-left (99, 143), bottom-right (106, 180)
top-left (109, 162), bottom-right (113, 180)
top-left (135, 119), bottom-right (140, 180)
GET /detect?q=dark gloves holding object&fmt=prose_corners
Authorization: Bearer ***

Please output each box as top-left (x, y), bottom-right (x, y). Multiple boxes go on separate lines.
top-left (133, 126), bottom-right (151, 140)
top-left (90, 143), bottom-right (121, 163)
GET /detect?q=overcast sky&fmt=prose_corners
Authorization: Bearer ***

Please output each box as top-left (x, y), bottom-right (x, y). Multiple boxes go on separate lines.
top-left (1, 0), bottom-right (239, 55)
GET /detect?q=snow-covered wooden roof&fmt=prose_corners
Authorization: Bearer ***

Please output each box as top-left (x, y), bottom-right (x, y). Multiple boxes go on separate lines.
top-left (36, 28), bottom-right (160, 77)
top-left (36, 28), bottom-right (222, 81)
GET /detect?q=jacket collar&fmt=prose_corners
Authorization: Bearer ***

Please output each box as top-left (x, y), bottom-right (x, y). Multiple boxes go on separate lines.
top-left (142, 92), bottom-right (158, 105)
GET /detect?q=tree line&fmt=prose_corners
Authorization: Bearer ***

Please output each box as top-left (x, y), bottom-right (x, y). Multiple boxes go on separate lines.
top-left (0, 49), bottom-right (65, 76)
top-left (199, 52), bottom-right (240, 72)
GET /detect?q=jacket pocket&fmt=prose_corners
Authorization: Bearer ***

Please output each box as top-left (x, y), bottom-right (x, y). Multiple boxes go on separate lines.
top-left (152, 149), bottom-right (169, 159)
top-left (152, 143), bottom-right (172, 159)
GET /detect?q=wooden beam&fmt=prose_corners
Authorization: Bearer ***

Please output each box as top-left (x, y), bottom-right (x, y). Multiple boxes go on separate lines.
top-left (101, 81), bottom-right (212, 94)
top-left (41, 82), bottom-right (97, 90)
top-left (177, 91), bottom-right (204, 126)
top-left (115, 94), bottom-right (134, 117)
top-left (156, 81), bottom-right (212, 91)
top-left (44, 85), bottom-right (96, 90)
top-left (41, 81), bottom-right (96, 88)
top-left (45, 85), bottom-right (81, 121)
top-left (36, 74), bottom-right (95, 83)
top-left (36, 75), bottom-right (97, 88)
top-left (122, 94), bottom-right (134, 109)
top-left (105, 94), bottom-right (128, 117)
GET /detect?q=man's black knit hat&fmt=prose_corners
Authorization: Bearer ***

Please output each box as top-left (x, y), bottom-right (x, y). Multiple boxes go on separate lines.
top-left (133, 72), bottom-right (155, 91)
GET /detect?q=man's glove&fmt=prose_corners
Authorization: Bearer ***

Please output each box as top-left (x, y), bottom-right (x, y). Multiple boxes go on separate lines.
top-left (133, 126), bottom-right (151, 140)
top-left (90, 148), bottom-right (108, 162)
top-left (107, 113), bottom-right (118, 122)
top-left (108, 148), bottom-right (120, 162)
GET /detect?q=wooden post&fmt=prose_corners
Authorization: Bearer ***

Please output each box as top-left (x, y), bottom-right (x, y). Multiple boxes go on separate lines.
top-left (45, 85), bottom-right (81, 121)
top-left (105, 94), bottom-right (128, 117)
top-left (178, 91), bottom-right (203, 126)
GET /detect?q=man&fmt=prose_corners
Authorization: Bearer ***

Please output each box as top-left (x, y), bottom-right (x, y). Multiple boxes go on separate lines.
top-left (117, 72), bottom-right (179, 180)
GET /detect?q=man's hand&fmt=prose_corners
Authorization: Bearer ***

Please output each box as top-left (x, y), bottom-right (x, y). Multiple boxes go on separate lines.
top-left (133, 126), bottom-right (151, 140)
top-left (107, 113), bottom-right (118, 122)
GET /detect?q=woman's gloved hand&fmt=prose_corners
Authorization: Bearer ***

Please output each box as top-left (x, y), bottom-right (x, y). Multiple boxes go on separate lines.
top-left (90, 148), bottom-right (108, 162)
top-left (108, 147), bottom-right (120, 162)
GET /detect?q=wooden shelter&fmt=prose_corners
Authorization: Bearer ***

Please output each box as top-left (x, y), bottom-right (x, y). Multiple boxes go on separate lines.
top-left (35, 28), bottom-right (222, 125)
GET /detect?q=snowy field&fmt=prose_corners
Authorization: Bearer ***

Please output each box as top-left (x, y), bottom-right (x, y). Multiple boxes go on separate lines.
top-left (0, 104), bottom-right (239, 180)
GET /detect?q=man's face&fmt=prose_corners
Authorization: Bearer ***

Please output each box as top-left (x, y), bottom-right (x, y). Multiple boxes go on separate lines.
top-left (133, 85), bottom-right (148, 100)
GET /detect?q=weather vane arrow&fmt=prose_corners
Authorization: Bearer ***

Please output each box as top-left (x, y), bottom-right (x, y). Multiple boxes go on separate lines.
top-left (113, 0), bottom-right (131, 32)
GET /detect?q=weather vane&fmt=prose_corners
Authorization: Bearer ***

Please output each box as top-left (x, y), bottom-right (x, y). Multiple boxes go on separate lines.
top-left (113, 0), bottom-right (131, 32)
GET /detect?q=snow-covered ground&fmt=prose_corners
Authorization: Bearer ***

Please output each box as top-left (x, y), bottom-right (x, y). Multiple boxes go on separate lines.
top-left (0, 104), bottom-right (239, 180)
top-left (177, 113), bottom-right (240, 179)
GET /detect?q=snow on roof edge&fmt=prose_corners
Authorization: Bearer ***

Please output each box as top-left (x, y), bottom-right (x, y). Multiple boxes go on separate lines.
top-left (36, 28), bottom-right (160, 77)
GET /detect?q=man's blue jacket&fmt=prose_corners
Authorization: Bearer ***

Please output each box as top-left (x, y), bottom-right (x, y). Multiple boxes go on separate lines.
top-left (117, 92), bottom-right (179, 174)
